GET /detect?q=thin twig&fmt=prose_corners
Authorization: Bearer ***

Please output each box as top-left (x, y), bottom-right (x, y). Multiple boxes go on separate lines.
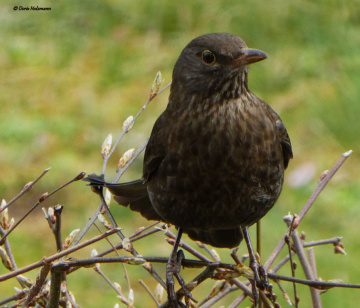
top-left (95, 226), bottom-right (162, 257)
top-left (96, 186), bottom-right (140, 256)
top-left (308, 248), bottom-right (319, 282)
top-left (53, 205), bottom-right (63, 251)
top-left (285, 216), bottom-right (299, 308)
top-left (123, 263), bottom-right (132, 299)
top-left (115, 139), bottom-right (149, 182)
top-left (0, 290), bottom-right (27, 306)
top-left (285, 217), bottom-right (322, 308)
top-left (0, 228), bottom-right (120, 282)
top-left (230, 278), bottom-right (253, 297)
top-left (270, 253), bottom-right (293, 274)
top-left (228, 292), bottom-right (247, 308)
top-left (198, 285), bottom-right (238, 308)
top-left (0, 171), bottom-right (86, 245)
top-left (166, 263), bottom-right (220, 307)
top-left (94, 265), bottom-right (122, 295)
top-left (267, 272), bottom-right (360, 289)
top-left (72, 202), bottom-right (103, 247)
top-left (93, 222), bottom-right (122, 257)
top-left (101, 82), bottom-right (171, 175)
top-left (72, 222), bottom-right (168, 290)
top-left (269, 236), bottom-right (343, 274)
top-left (22, 263), bottom-right (51, 308)
top-left (139, 279), bottom-right (160, 307)
top-left (89, 192), bottom-right (168, 289)
top-left (275, 279), bottom-right (295, 306)
top-left (164, 230), bottom-right (212, 263)
top-left (0, 226), bottom-right (17, 271)
top-left (297, 150), bottom-right (352, 223)
top-left (0, 168), bottom-right (51, 213)
top-left (130, 222), bottom-right (162, 239)
top-left (264, 150), bottom-right (352, 271)
top-left (197, 242), bottom-right (218, 261)
top-left (303, 237), bottom-right (343, 248)
top-left (308, 248), bottom-right (322, 303)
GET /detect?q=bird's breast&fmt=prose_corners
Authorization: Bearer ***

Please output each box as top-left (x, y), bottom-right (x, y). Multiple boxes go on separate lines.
top-left (148, 95), bottom-right (285, 229)
top-left (168, 96), bottom-right (279, 169)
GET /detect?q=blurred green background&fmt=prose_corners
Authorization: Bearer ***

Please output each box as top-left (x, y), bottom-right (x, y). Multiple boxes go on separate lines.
top-left (1, 0), bottom-right (359, 306)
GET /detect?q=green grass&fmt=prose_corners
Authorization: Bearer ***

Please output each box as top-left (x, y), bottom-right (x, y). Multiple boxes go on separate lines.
top-left (1, 0), bottom-right (360, 306)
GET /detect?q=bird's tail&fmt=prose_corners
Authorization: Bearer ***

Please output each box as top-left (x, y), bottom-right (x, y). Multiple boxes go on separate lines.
top-left (83, 173), bottom-right (163, 221)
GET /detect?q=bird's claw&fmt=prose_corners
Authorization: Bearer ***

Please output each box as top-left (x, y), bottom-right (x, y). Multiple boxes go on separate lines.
top-left (258, 264), bottom-right (269, 289)
top-left (249, 260), bottom-right (270, 306)
top-left (250, 260), bottom-right (268, 289)
top-left (166, 249), bottom-right (195, 307)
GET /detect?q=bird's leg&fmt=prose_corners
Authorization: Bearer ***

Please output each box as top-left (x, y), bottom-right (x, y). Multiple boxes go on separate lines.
top-left (166, 228), bottom-right (195, 307)
top-left (241, 226), bottom-right (268, 304)
top-left (166, 228), bottom-right (182, 305)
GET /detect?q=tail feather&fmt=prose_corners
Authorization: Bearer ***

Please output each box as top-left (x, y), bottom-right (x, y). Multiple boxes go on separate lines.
top-left (83, 173), bottom-right (163, 221)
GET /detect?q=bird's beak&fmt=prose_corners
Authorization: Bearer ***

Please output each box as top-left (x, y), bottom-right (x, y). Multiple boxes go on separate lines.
top-left (234, 48), bottom-right (268, 65)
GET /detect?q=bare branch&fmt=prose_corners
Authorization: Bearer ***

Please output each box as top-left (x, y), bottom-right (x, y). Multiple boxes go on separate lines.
top-left (101, 81), bottom-right (171, 175)
top-left (22, 263), bottom-right (51, 308)
top-left (264, 150), bottom-right (352, 271)
top-left (0, 228), bottom-right (120, 282)
top-left (0, 168), bottom-right (51, 213)
top-left (267, 273), bottom-right (360, 290)
top-left (0, 171), bottom-right (86, 245)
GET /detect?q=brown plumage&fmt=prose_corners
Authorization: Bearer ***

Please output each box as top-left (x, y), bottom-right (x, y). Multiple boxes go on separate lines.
top-left (85, 33), bottom-right (293, 249)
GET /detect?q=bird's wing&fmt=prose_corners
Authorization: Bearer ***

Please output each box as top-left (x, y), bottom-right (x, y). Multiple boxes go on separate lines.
top-left (83, 111), bottom-right (172, 223)
top-left (83, 173), bottom-right (163, 221)
top-left (260, 100), bottom-right (293, 169)
top-left (275, 120), bottom-right (293, 169)
top-left (142, 111), bottom-right (169, 181)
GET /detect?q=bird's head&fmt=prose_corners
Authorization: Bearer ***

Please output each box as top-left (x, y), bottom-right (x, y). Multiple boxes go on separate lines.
top-left (170, 33), bottom-right (268, 102)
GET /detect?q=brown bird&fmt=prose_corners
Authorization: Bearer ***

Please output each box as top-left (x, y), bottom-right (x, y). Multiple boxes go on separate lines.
top-left (85, 32), bottom-right (292, 303)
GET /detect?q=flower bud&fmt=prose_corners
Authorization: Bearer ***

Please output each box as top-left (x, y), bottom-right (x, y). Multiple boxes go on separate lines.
top-left (122, 116), bottom-right (134, 133)
top-left (63, 229), bottom-right (80, 249)
top-left (101, 133), bottom-right (112, 158)
top-left (118, 149), bottom-right (135, 169)
top-left (150, 71), bottom-right (164, 99)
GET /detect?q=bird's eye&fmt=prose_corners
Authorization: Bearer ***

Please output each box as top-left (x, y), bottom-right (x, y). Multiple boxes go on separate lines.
top-left (201, 50), bottom-right (216, 65)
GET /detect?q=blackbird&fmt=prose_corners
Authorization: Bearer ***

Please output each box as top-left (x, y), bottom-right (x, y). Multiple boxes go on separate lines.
top-left (85, 33), bottom-right (293, 305)
top-left (86, 32), bottom-right (292, 249)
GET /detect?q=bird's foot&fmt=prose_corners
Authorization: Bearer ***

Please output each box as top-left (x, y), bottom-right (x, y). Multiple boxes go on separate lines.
top-left (250, 259), bottom-right (268, 290)
top-left (249, 259), bottom-right (270, 306)
top-left (166, 249), bottom-right (195, 307)
top-left (166, 249), bottom-right (182, 307)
